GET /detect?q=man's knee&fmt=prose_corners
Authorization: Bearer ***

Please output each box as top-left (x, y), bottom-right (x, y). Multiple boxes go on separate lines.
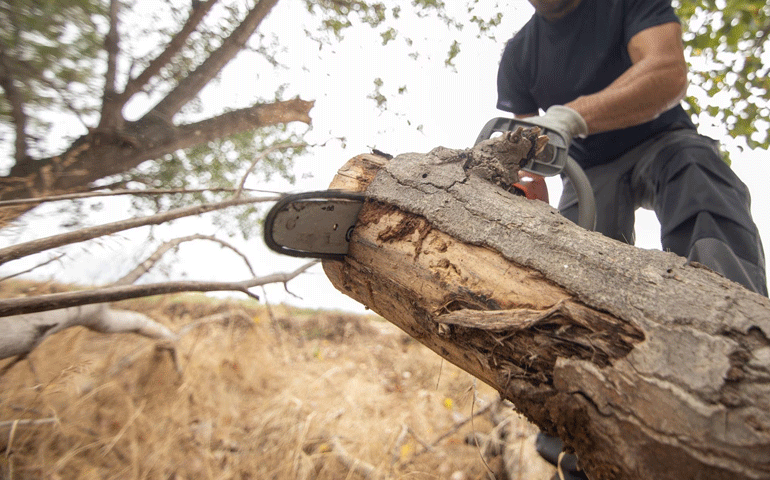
top-left (654, 145), bottom-right (754, 240)
top-left (688, 236), bottom-right (768, 296)
top-left (663, 212), bottom-right (767, 296)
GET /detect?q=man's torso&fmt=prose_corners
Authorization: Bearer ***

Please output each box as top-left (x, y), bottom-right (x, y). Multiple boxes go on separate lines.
top-left (497, 0), bottom-right (694, 168)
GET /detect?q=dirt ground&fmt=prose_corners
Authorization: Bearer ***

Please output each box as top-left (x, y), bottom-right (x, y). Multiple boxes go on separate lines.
top-left (0, 281), bottom-right (550, 479)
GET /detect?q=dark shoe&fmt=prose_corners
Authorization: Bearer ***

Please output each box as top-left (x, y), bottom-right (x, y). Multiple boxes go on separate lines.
top-left (537, 433), bottom-right (589, 480)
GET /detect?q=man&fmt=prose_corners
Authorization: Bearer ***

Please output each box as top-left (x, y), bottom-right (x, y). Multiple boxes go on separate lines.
top-left (496, 0), bottom-right (768, 478)
top-left (497, 0), bottom-right (767, 297)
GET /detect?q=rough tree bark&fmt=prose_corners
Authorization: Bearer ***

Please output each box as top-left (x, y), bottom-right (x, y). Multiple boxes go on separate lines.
top-left (321, 132), bottom-right (770, 480)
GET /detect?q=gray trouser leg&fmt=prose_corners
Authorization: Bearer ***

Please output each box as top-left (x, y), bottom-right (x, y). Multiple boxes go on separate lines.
top-left (559, 130), bottom-right (768, 296)
top-left (559, 155), bottom-right (638, 244)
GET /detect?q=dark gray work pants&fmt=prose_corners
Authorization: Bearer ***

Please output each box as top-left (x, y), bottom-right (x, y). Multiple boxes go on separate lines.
top-left (559, 128), bottom-right (768, 296)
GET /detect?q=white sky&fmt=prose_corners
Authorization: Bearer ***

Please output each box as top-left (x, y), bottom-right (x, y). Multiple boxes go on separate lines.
top-left (2, 0), bottom-right (769, 313)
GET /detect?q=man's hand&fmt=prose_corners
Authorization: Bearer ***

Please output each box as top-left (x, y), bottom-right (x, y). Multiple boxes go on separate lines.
top-left (525, 105), bottom-right (589, 140)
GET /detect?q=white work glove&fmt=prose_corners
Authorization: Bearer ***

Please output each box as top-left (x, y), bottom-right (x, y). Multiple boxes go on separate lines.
top-left (525, 105), bottom-right (589, 139)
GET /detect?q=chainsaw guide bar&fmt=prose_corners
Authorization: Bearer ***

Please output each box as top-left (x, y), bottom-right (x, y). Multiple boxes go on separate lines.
top-left (263, 190), bottom-right (366, 259)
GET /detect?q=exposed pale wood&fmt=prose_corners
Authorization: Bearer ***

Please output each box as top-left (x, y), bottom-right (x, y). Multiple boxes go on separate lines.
top-left (322, 140), bottom-right (770, 480)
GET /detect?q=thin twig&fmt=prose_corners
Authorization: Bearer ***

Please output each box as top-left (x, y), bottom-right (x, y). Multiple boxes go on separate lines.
top-left (0, 260), bottom-right (319, 317)
top-left (0, 254), bottom-right (65, 282)
top-left (470, 379), bottom-right (496, 480)
top-left (0, 187), bottom-right (275, 208)
top-left (102, 400), bottom-right (145, 456)
top-left (0, 417), bottom-right (58, 429)
top-left (177, 311), bottom-right (254, 337)
top-left (0, 354), bottom-right (26, 378)
top-left (330, 436), bottom-right (382, 479)
top-left (235, 143), bottom-right (306, 197)
top-left (0, 195), bottom-right (278, 265)
top-left (405, 401), bottom-right (496, 464)
top-left (390, 423), bottom-right (409, 466)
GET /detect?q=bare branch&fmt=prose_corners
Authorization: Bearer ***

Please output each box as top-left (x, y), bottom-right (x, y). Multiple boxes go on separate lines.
top-left (0, 304), bottom-right (178, 360)
top-left (115, 234), bottom-right (257, 286)
top-left (0, 260), bottom-right (319, 317)
top-left (0, 195), bottom-right (278, 265)
top-left (147, 0), bottom-right (280, 121)
top-left (118, 0), bottom-right (218, 106)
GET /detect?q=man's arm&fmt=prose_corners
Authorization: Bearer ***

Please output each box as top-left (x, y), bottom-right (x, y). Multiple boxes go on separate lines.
top-left (565, 22), bottom-right (688, 135)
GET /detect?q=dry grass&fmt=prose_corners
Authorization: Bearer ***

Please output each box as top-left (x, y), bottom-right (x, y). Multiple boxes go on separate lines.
top-left (0, 282), bottom-right (542, 479)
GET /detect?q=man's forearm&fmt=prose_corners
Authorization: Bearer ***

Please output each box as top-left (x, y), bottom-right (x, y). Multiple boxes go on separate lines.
top-left (567, 57), bottom-right (687, 134)
top-left (566, 22), bottom-right (689, 135)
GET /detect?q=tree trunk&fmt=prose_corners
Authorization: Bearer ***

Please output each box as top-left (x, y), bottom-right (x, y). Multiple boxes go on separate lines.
top-left (321, 143), bottom-right (770, 480)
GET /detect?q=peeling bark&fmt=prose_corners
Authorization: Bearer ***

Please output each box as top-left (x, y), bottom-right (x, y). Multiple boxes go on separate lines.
top-left (322, 140), bottom-right (770, 480)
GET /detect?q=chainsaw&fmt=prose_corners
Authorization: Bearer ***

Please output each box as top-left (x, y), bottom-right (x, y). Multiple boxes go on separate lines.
top-left (263, 118), bottom-right (596, 259)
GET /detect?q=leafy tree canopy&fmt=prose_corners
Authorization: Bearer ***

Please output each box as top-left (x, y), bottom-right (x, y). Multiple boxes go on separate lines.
top-left (0, 0), bottom-right (767, 215)
top-left (676, 0), bottom-right (770, 150)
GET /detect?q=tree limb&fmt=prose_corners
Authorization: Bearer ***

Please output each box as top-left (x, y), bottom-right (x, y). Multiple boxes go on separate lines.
top-left (146, 0), bottom-right (280, 121)
top-left (0, 99), bottom-right (313, 209)
top-left (98, 0), bottom-right (122, 130)
top-left (174, 99), bottom-right (314, 148)
top-left (0, 195), bottom-right (278, 265)
top-left (0, 260), bottom-right (319, 317)
top-left (0, 46), bottom-right (29, 165)
top-left (117, 0), bottom-right (218, 108)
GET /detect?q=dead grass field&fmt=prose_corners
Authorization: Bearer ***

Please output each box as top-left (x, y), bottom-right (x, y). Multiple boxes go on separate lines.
top-left (0, 281), bottom-right (551, 480)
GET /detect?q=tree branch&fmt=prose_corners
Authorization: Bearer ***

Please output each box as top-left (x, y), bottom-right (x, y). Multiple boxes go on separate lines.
top-left (0, 99), bottom-right (313, 208)
top-left (173, 98), bottom-right (314, 146)
top-left (146, 0), bottom-right (280, 121)
top-left (117, 0), bottom-right (218, 107)
top-left (0, 260), bottom-right (319, 317)
top-left (0, 304), bottom-right (178, 359)
top-left (98, 0), bottom-right (122, 130)
top-left (0, 47), bottom-right (29, 165)
top-left (0, 195), bottom-right (278, 265)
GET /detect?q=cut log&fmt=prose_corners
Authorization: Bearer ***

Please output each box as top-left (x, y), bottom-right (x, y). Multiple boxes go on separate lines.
top-left (322, 136), bottom-right (770, 480)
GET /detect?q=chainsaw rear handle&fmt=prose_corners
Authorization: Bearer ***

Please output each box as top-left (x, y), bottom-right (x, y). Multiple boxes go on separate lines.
top-left (475, 117), bottom-right (597, 231)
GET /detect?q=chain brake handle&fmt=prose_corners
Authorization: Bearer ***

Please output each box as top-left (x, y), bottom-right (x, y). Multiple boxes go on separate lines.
top-left (474, 117), bottom-right (570, 177)
top-left (475, 117), bottom-right (597, 231)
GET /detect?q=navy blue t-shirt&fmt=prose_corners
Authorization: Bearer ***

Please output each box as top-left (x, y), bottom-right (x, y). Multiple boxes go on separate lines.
top-left (496, 0), bottom-right (695, 168)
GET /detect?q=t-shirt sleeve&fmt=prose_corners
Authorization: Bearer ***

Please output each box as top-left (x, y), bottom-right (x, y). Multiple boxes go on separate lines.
top-left (623, 0), bottom-right (680, 45)
top-left (496, 38), bottom-right (538, 114)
